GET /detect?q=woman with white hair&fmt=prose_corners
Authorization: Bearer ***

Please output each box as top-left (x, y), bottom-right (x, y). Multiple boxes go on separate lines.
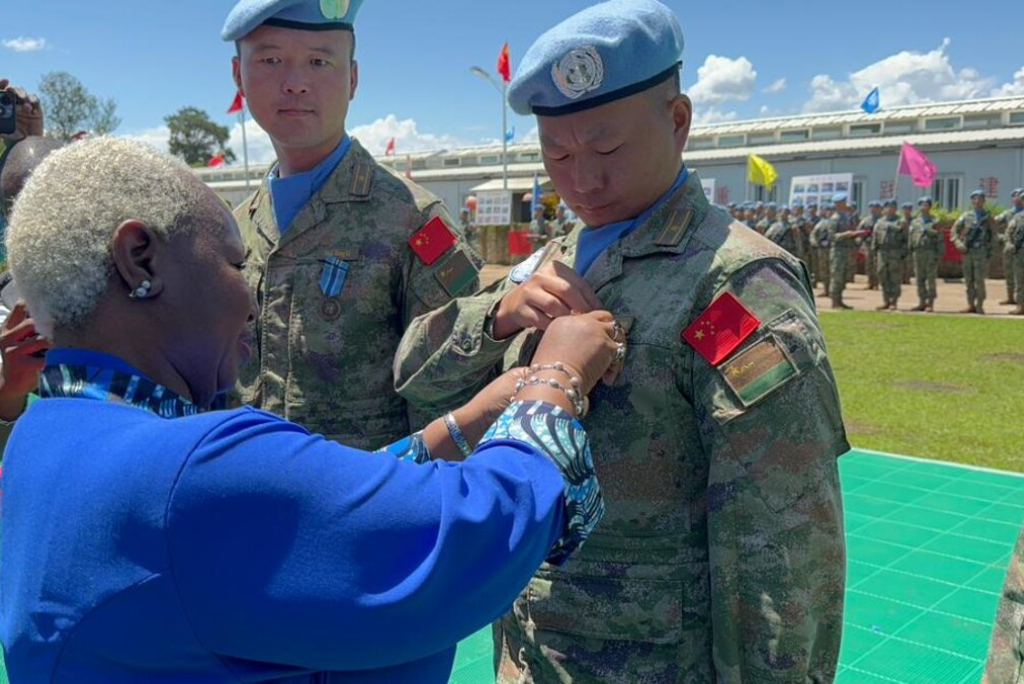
top-left (0, 137), bottom-right (622, 682)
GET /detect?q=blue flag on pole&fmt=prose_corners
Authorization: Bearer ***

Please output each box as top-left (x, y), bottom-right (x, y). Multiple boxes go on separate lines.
top-left (531, 173), bottom-right (541, 215)
top-left (505, 126), bottom-right (515, 142)
top-left (861, 87), bottom-right (880, 114)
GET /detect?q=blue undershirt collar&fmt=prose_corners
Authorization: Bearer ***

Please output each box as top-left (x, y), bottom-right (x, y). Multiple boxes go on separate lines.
top-left (268, 135), bottom-right (352, 233)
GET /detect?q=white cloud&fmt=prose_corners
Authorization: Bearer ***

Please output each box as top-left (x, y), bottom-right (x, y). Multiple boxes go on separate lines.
top-left (687, 55), bottom-right (757, 105)
top-left (121, 125), bottom-right (171, 154)
top-left (3, 37), bottom-right (47, 52)
top-left (226, 120), bottom-right (276, 166)
top-left (764, 78), bottom-right (787, 94)
top-left (692, 108), bottom-right (740, 126)
top-left (803, 38), bottom-right (997, 112)
top-left (993, 66), bottom-right (1024, 97)
top-left (349, 114), bottom-right (467, 156)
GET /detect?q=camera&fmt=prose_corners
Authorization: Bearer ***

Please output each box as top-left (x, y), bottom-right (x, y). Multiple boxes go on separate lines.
top-left (0, 91), bottom-right (16, 136)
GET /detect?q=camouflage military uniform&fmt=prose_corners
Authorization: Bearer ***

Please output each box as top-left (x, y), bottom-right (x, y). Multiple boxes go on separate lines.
top-left (909, 215), bottom-right (943, 309)
top-left (554, 216), bottom-right (576, 239)
top-left (985, 523), bottom-right (1024, 681)
top-left (857, 215), bottom-right (879, 290)
top-left (825, 212), bottom-right (859, 308)
top-left (1009, 212), bottom-right (1024, 310)
top-left (234, 139), bottom-right (488, 450)
top-left (872, 216), bottom-right (909, 308)
top-left (764, 216), bottom-right (802, 259)
top-left (951, 209), bottom-right (995, 311)
top-left (810, 218), bottom-right (832, 297)
top-left (754, 215), bottom-right (772, 235)
top-left (995, 209), bottom-right (1020, 304)
top-left (472, 175), bottom-right (848, 683)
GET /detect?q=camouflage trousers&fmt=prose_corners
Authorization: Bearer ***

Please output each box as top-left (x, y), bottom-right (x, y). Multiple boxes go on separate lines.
top-left (816, 248), bottom-right (831, 294)
top-left (877, 255), bottom-right (903, 304)
top-left (902, 252), bottom-right (913, 284)
top-left (830, 249), bottom-right (852, 303)
top-left (1004, 249), bottom-right (1017, 302)
top-left (913, 252), bottom-right (938, 303)
top-left (864, 248), bottom-right (878, 288)
top-left (962, 249), bottom-right (988, 308)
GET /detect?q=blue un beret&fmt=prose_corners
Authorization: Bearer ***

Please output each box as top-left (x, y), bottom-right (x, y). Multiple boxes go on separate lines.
top-left (917, 196), bottom-right (933, 205)
top-left (901, 202), bottom-right (914, 209)
top-left (508, 0), bottom-right (684, 117)
top-left (868, 201), bottom-right (882, 208)
top-left (1012, 188), bottom-right (1023, 197)
top-left (832, 191), bottom-right (848, 203)
top-left (222, 0), bottom-right (364, 42)
top-left (970, 189), bottom-right (985, 199)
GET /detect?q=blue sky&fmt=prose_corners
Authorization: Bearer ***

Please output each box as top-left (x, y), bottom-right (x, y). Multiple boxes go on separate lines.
top-left (3, 0), bottom-right (1023, 164)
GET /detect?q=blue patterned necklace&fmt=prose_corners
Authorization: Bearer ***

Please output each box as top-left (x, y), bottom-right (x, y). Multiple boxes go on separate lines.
top-left (38, 363), bottom-right (201, 419)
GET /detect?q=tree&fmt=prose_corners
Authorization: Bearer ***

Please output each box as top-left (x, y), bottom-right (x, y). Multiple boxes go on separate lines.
top-left (38, 71), bottom-right (120, 142)
top-left (165, 107), bottom-right (236, 167)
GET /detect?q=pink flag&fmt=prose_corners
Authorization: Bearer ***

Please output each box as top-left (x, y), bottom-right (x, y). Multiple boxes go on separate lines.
top-left (898, 142), bottom-right (937, 188)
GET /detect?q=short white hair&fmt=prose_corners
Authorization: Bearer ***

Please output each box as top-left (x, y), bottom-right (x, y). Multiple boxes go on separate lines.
top-left (6, 137), bottom-right (213, 337)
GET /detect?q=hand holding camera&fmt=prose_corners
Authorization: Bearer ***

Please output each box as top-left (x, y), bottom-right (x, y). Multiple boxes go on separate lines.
top-left (0, 78), bottom-right (44, 140)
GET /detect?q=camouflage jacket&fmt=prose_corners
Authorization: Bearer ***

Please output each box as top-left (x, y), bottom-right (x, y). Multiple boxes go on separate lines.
top-left (909, 215), bottom-right (945, 258)
top-left (952, 210), bottom-right (994, 255)
top-left (985, 524), bottom-right (1024, 682)
top-left (1009, 212), bottom-right (1024, 253)
top-left (764, 218), bottom-right (802, 258)
top-left (233, 139), bottom-right (486, 450)
top-left (488, 174), bottom-right (849, 682)
top-left (997, 209), bottom-right (1024, 253)
top-left (872, 216), bottom-right (909, 258)
top-left (856, 215), bottom-right (878, 247)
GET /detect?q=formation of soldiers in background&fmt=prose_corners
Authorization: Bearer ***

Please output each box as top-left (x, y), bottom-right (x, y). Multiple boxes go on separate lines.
top-left (727, 188), bottom-right (1024, 315)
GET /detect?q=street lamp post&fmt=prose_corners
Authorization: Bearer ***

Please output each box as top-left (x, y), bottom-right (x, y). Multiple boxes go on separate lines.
top-left (470, 66), bottom-right (508, 191)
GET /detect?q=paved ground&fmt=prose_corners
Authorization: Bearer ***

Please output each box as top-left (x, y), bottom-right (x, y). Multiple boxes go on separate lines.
top-left (481, 264), bottom-right (1024, 319)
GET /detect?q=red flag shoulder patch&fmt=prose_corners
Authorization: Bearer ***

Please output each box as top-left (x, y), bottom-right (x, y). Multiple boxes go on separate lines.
top-left (682, 292), bottom-right (761, 366)
top-left (409, 217), bottom-right (457, 265)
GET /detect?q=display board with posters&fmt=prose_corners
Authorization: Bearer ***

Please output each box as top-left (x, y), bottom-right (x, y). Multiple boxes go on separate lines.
top-left (700, 178), bottom-right (716, 204)
top-left (789, 173), bottom-right (853, 207)
top-left (475, 190), bottom-right (513, 226)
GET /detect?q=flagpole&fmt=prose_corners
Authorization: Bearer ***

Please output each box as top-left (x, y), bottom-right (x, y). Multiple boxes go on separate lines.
top-left (240, 108), bottom-right (251, 192)
top-left (893, 143), bottom-right (903, 206)
top-left (502, 79), bottom-right (508, 192)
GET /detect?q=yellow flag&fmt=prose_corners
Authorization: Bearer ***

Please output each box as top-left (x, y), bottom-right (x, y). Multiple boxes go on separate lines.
top-left (747, 154), bottom-right (778, 189)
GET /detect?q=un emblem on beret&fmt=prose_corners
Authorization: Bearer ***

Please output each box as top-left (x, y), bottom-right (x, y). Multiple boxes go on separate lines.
top-left (551, 47), bottom-right (605, 100)
top-left (320, 0), bottom-right (351, 20)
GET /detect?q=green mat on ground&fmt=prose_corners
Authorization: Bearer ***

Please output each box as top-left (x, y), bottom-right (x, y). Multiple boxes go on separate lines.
top-left (450, 449), bottom-right (1024, 684)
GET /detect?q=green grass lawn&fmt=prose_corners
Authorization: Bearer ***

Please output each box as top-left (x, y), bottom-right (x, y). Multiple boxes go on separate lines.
top-left (821, 312), bottom-right (1024, 472)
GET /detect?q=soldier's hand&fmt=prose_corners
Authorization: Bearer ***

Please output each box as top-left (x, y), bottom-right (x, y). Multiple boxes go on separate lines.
top-left (493, 261), bottom-right (603, 339)
top-left (0, 302), bottom-right (49, 421)
top-left (0, 79), bottom-right (44, 140)
top-left (532, 311), bottom-right (620, 396)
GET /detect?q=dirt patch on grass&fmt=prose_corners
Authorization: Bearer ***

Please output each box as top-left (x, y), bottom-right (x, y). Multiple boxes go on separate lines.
top-left (893, 380), bottom-right (967, 393)
top-left (981, 353), bottom-right (1024, 364)
top-left (845, 419), bottom-right (882, 436)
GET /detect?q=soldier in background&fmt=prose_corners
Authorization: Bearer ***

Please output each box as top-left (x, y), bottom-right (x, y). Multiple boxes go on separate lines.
top-left (951, 190), bottom-right (995, 314)
top-left (810, 202), bottom-right (834, 298)
top-left (900, 202), bottom-right (915, 284)
top-left (824, 193), bottom-right (863, 310)
top-left (552, 203), bottom-right (576, 238)
top-left (994, 189), bottom-right (1023, 305)
top-left (754, 201), bottom-right (776, 234)
top-left (765, 204), bottom-right (802, 259)
top-left (909, 196), bottom-right (943, 312)
top-left (872, 199), bottom-right (909, 311)
top-left (857, 201), bottom-right (882, 290)
top-left (528, 204), bottom-right (552, 246)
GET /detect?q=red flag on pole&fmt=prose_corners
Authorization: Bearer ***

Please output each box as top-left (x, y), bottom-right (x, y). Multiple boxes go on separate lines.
top-left (497, 42), bottom-right (511, 82)
top-left (208, 150), bottom-right (226, 168)
top-left (897, 142), bottom-right (938, 189)
top-left (385, 137), bottom-right (396, 156)
top-left (227, 91), bottom-right (244, 115)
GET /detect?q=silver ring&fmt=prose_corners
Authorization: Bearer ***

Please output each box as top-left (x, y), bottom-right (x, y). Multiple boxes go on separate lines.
top-left (614, 342), bottom-right (627, 365)
top-left (612, 322), bottom-right (623, 342)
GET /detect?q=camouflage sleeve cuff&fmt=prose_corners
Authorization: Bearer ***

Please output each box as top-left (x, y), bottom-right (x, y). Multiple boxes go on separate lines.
top-left (375, 432), bottom-right (432, 464)
top-left (480, 401), bottom-right (604, 566)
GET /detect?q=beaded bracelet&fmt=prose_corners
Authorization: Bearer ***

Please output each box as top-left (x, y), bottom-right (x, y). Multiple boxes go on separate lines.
top-left (512, 373), bottom-right (589, 419)
top-left (443, 412), bottom-right (473, 458)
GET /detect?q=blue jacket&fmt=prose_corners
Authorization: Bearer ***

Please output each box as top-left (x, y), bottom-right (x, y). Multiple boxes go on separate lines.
top-left (0, 360), bottom-right (585, 681)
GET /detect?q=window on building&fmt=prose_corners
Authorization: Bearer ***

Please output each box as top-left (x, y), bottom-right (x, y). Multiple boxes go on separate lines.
top-left (963, 115), bottom-right (1002, 130)
top-left (395, 161), bottom-right (406, 171)
top-left (813, 127), bottom-right (843, 140)
top-left (480, 154), bottom-right (500, 165)
top-left (748, 133), bottom-right (775, 145)
top-left (718, 134), bottom-right (745, 147)
top-left (750, 184), bottom-right (778, 203)
top-left (932, 176), bottom-right (963, 211)
top-left (779, 129), bottom-right (809, 142)
top-left (849, 123), bottom-right (881, 137)
top-left (885, 121), bottom-right (915, 134)
top-left (687, 138), bottom-right (716, 150)
top-left (412, 160), bottom-right (427, 171)
top-left (1008, 112), bottom-right (1024, 125)
top-left (924, 117), bottom-right (961, 131)
top-left (519, 152), bottom-right (541, 162)
top-left (443, 157), bottom-right (461, 167)
top-left (852, 181), bottom-right (865, 209)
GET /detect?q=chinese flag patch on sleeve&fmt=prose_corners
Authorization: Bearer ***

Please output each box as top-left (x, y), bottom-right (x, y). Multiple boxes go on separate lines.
top-left (409, 217), bottom-right (457, 265)
top-left (682, 292), bottom-right (762, 366)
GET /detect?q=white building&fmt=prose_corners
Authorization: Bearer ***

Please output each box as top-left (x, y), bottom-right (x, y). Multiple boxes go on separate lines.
top-left (196, 95), bottom-right (1024, 217)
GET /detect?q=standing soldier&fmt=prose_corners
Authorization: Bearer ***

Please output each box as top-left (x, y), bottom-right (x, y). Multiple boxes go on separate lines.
top-left (909, 197), bottom-right (943, 312)
top-left (791, 201), bottom-right (812, 267)
top-left (824, 193), bottom-right (862, 310)
top-left (810, 203), bottom-right (834, 298)
top-left (221, 0), bottom-right (492, 448)
top-left (742, 203), bottom-right (757, 229)
top-left (1008, 197), bottom-right (1024, 315)
top-left (431, 2), bottom-right (848, 680)
top-left (951, 189), bottom-right (995, 314)
top-left (755, 201), bottom-right (776, 234)
top-left (528, 204), bottom-right (551, 247)
top-left (459, 207), bottom-right (478, 253)
top-left (552, 203), bottom-right (576, 238)
top-left (872, 199), bottom-right (909, 310)
top-left (900, 202), bottom-right (915, 284)
top-left (858, 201), bottom-right (882, 290)
top-left (804, 202), bottom-right (820, 287)
top-left (994, 189), bottom-right (1023, 305)
top-left (765, 204), bottom-right (802, 259)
